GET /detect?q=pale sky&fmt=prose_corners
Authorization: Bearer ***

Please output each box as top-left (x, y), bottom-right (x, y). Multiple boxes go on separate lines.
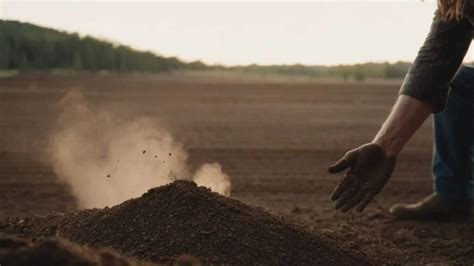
top-left (3, 0), bottom-right (473, 65)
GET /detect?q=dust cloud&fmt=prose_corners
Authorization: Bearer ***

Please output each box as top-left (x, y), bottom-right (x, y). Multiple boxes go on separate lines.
top-left (194, 163), bottom-right (231, 197)
top-left (49, 89), bottom-right (231, 209)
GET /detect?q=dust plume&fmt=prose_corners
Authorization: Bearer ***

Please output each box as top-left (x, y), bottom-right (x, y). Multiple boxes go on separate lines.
top-left (193, 163), bottom-right (231, 197)
top-left (49, 89), bottom-right (231, 209)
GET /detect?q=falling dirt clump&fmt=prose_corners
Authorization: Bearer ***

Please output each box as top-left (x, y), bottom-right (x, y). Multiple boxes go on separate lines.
top-left (2, 181), bottom-right (371, 265)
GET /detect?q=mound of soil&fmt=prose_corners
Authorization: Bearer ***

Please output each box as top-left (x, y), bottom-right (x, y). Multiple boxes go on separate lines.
top-left (2, 181), bottom-right (371, 265)
top-left (0, 235), bottom-right (151, 266)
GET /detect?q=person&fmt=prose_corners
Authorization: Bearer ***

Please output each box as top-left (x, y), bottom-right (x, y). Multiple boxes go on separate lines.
top-left (328, 0), bottom-right (473, 220)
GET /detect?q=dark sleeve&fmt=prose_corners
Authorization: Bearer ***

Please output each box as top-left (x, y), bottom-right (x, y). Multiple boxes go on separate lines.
top-left (400, 11), bottom-right (472, 113)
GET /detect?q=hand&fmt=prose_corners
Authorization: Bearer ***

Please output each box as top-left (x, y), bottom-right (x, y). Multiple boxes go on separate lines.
top-left (328, 143), bottom-right (396, 212)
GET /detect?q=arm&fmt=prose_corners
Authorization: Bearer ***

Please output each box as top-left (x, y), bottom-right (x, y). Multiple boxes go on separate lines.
top-left (375, 10), bottom-right (472, 157)
top-left (373, 95), bottom-right (432, 157)
top-left (400, 11), bottom-right (472, 112)
top-left (328, 11), bottom-right (472, 212)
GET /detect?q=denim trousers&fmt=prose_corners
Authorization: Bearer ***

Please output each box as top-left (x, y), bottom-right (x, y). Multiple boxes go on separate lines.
top-left (433, 66), bottom-right (474, 200)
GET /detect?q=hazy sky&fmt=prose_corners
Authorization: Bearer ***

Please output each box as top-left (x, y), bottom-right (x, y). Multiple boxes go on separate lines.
top-left (3, 0), bottom-right (473, 65)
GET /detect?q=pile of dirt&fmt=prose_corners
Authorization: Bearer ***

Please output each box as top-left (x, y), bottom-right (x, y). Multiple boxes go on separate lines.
top-left (2, 181), bottom-right (371, 265)
top-left (0, 234), bottom-right (152, 266)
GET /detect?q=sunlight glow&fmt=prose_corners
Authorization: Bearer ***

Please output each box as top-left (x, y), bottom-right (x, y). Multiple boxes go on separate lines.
top-left (5, 0), bottom-right (473, 65)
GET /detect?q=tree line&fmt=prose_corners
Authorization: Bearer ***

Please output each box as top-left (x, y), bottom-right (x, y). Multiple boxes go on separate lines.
top-left (0, 20), bottom-right (412, 79)
top-left (228, 61), bottom-right (411, 81)
top-left (0, 20), bottom-right (206, 72)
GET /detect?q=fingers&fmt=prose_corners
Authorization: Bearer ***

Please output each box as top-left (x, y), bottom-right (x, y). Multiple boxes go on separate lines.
top-left (328, 152), bottom-right (354, 174)
top-left (340, 190), bottom-right (366, 213)
top-left (333, 189), bottom-right (377, 213)
top-left (334, 186), bottom-right (359, 210)
top-left (333, 174), bottom-right (363, 212)
top-left (356, 191), bottom-right (377, 212)
top-left (330, 176), bottom-right (353, 201)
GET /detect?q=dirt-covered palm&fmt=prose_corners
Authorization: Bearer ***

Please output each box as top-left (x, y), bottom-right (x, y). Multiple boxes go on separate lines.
top-left (328, 143), bottom-right (396, 212)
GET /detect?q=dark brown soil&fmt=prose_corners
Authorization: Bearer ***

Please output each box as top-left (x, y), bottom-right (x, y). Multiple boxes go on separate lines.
top-left (2, 181), bottom-right (371, 265)
top-left (0, 234), bottom-right (152, 266)
top-left (2, 73), bottom-right (472, 264)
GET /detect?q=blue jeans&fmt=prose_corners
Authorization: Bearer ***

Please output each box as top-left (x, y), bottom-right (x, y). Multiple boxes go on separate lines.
top-left (433, 66), bottom-right (474, 200)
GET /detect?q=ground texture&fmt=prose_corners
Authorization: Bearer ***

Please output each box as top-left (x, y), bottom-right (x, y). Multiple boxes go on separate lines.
top-left (0, 73), bottom-right (472, 265)
top-left (2, 181), bottom-right (370, 265)
top-left (0, 234), bottom-right (153, 266)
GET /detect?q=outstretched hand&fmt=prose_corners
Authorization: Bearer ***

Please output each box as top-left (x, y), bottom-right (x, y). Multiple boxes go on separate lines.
top-left (328, 143), bottom-right (396, 212)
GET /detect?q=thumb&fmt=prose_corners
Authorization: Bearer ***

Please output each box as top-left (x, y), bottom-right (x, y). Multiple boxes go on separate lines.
top-left (328, 151), bottom-right (354, 174)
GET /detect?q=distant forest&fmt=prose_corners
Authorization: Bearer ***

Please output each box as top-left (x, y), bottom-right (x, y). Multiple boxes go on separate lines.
top-left (0, 20), bottom-right (412, 79)
top-left (0, 20), bottom-right (207, 72)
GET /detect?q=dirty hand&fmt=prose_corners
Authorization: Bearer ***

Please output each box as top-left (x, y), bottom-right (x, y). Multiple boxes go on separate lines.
top-left (328, 143), bottom-right (396, 212)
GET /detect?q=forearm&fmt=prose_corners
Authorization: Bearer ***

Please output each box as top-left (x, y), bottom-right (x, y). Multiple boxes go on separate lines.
top-left (373, 95), bottom-right (432, 157)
